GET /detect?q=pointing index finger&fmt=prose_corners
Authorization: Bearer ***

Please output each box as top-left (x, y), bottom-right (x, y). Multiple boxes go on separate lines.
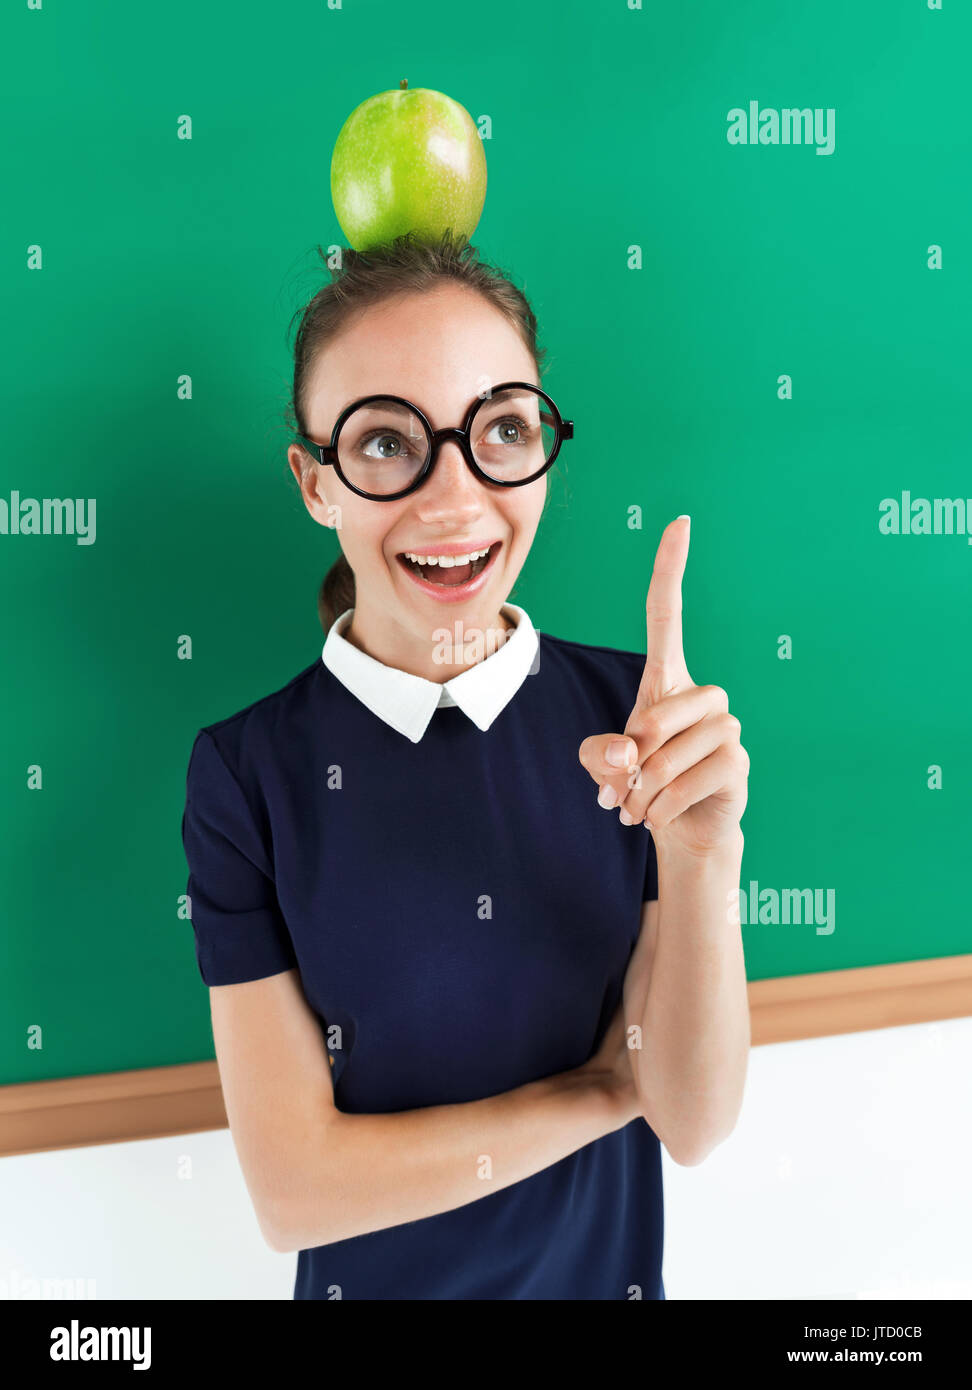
top-left (642, 514), bottom-right (690, 683)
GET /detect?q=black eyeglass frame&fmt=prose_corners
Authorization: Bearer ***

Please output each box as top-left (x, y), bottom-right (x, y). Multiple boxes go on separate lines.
top-left (295, 380), bottom-right (574, 502)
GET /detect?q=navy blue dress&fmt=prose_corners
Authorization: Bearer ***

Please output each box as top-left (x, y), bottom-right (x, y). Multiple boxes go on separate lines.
top-left (182, 629), bottom-right (664, 1299)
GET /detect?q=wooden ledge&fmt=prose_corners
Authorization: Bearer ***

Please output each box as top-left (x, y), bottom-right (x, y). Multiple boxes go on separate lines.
top-left (747, 952), bottom-right (972, 1045)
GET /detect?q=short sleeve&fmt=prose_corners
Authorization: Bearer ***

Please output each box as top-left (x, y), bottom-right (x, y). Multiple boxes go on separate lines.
top-left (643, 829), bottom-right (658, 902)
top-left (182, 729), bottom-right (299, 986)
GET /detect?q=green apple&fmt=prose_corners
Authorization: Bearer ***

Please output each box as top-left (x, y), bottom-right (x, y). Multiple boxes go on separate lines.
top-left (330, 80), bottom-right (487, 251)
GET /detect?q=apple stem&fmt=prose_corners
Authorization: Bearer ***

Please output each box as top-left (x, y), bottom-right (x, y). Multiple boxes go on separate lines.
top-left (400, 78), bottom-right (408, 89)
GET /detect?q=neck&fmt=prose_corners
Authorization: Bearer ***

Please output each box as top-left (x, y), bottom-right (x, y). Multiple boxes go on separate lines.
top-left (342, 600), bottom-right (516, 683)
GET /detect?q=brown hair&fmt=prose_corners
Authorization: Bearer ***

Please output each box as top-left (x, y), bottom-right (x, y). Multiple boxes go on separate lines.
top-left (284, 229), bottom-right (550, 633)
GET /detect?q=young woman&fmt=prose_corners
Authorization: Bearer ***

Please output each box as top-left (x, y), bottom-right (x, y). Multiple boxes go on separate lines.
top-left (182, 231), bottom-right (750, 1300)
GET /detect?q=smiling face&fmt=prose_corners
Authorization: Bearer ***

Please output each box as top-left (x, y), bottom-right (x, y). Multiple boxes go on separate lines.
top-left (287, 281), bottom-right (549, 681)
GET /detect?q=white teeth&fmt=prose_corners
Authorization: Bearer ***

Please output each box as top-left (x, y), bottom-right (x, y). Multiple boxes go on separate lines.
top-left (403, 546), bottom-right (492, 567)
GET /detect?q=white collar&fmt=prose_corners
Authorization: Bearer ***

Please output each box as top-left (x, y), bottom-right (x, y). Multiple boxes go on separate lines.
top-left (321, 603), bottom-right (539, 743)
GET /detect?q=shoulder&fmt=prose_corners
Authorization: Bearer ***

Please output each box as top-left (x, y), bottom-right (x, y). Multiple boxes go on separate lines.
top-left (537, 628), bottom-right (645, 692)
top-left (186, 658), bottom-right (324, 787)
top-left (532, 628), bottom-right (646, 729)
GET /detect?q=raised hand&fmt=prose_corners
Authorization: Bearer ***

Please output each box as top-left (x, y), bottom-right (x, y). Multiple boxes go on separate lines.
top-left (578, 517), bottom-right (749, 857)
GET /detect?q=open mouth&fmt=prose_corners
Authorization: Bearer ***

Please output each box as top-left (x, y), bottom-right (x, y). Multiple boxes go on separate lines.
top-left (395, 541), bottom-right (501, 593)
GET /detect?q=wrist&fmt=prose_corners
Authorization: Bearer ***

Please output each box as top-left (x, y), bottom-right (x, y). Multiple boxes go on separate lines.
top-left (584, 1067), bottom-right (640, 1130)
top-left (653, 826), bottom-right (744, 871)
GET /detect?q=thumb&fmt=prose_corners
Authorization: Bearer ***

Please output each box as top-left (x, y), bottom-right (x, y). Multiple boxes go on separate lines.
top-left (578, 732), bottom-right (642, 806)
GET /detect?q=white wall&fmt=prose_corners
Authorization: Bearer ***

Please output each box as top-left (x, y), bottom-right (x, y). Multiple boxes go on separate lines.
top-left (2, 1016), bottom-right (969, 1301)
top-left (662, 1015), bottom-right (972, 1299)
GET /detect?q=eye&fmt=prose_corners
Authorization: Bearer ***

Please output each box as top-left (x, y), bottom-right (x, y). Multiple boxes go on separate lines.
top-left (359, 430), bottom-right (415, 460)
top-left (484, 415), bottom-right (532, 446)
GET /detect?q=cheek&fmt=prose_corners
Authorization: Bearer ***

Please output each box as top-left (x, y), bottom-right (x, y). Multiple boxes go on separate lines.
top-left (510, 483), bottom-right (547, 545)
top-left (328, 507), bottom-right (386, 567)
top-left (355, 510), bottom-right (409, 568)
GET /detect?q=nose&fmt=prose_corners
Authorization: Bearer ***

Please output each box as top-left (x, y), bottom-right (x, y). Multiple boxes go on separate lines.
top-left (418, 436), bottom-right (486, 506)
top-left (409, 439), bottom-right (486, 530)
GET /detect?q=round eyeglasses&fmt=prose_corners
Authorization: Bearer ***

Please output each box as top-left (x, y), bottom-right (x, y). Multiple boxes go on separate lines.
top-left (295, 381), bottom-right (574, 502)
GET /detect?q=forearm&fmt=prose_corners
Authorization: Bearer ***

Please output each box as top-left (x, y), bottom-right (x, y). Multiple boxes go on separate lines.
top-left (632, 831), bottom-right (750, 1164)
top-left (273, 1066), bottom-right (624, 1252)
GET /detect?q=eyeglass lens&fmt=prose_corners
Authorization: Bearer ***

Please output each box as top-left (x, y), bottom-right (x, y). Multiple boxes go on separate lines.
top-left (335, 387), bottom-right (557, 497)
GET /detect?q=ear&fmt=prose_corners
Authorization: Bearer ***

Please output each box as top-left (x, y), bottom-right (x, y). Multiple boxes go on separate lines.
top-left (288, 444), bottom-right (334, 528)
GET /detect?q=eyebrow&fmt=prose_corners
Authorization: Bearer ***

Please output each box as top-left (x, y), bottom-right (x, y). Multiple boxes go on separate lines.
top-left (352, 399), bottom-right (416, 419)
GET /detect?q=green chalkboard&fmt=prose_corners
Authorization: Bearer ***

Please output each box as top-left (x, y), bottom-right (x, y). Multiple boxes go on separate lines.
top-left (2, 0), bottom-right (969, 1086)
